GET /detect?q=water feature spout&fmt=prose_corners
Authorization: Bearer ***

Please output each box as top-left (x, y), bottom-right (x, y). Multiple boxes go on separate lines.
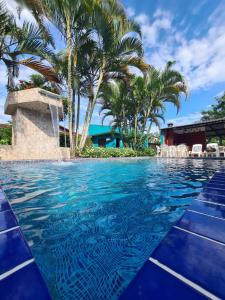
top-left (49, 104), bottom-right (62, 161)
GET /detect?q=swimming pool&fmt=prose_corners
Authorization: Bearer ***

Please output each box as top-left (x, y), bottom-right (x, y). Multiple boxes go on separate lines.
top-left (0, 158), bottom-right (223, 299)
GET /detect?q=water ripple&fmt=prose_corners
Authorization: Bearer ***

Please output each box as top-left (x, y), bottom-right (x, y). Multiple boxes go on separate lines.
top-left (0, 158), bottom-right (224, 300)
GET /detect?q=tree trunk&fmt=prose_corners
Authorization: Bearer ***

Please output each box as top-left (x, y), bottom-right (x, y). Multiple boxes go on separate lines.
top-left (79, 60), bottom-right (105, 150)
top-left (75, 86), bottom-right (80, 150)
top-left (147, 121), bottom-right (153, 135)
top-left (67, 20), bottom-right (74, 156)
top-left (79, 99), bottom-right (92, 149)
top-left (142, 96), bottom-right (153, 133)
top-left (72, 88), bottom-right (76, 135)
top-left (134, 115), bottom-right (137, 150)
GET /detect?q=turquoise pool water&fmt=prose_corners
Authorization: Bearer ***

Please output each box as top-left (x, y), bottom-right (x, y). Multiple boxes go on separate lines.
top-left (0, 158), bottom-right (223, 299)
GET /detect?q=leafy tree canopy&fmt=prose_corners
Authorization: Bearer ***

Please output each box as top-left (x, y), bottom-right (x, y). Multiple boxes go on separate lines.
top-left (201, 92), bottom-right (225, 121)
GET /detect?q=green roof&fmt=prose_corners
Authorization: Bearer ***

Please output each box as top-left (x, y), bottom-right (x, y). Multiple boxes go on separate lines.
top-left (88, 124), bottom-right (119, 136)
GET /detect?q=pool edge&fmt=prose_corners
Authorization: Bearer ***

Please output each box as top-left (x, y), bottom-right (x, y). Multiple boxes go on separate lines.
top-left (119, 167), bottom-right (225, 299)
top-left (0, 187), bottom-right (51, 299)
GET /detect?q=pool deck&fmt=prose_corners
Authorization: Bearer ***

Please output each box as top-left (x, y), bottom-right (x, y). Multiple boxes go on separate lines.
top-left (120, 167), bottom-right (225, 299)
top-left (0, 188), bottom-right (51, 299)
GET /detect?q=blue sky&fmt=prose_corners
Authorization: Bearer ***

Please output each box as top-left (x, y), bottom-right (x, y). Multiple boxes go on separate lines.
top-left (1, 0), bottom-right (225, 131)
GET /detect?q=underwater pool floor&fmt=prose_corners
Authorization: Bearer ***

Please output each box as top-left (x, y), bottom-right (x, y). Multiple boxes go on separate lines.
top-left (0, 158), bottom-right (224, 300)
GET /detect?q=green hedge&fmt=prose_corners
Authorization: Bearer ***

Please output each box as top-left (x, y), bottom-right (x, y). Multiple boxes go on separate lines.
top-left (79, 147), bottom-right (155, 158)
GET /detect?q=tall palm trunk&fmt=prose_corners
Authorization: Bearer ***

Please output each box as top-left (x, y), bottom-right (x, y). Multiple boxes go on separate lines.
top-left (75, 85), bottom-right (80, 149)
top-left (79, 60), bottom-right (105, 150)
top-left (142, 96), bottom-right (153, 133)
top-left (72, 88), bottom-right (76, 135)
top-left (147, 121), bottom-right (153, 135)
top-left (67, 20), bottom-right (74, 156)
top-left (134, 114), bottom-right (138, 150)
top-left (79, 98), bottom-right (92, 149)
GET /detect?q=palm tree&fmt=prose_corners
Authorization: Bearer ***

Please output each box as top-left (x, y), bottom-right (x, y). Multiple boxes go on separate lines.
top-left (0, 1), bottom-right (59, 89)
top-left (100, 80), bottom-right (130, 145)
top-left (78, 13), bottom-right (148, 150)
top-left (100, 62), bottom-right (188, 149)
top-left (142, 62), bottom-right (188, 133)
top-left (17, 0), bottom-right (130, 155)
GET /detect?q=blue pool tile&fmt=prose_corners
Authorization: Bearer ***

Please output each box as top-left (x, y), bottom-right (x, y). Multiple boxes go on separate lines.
top-left (151, 227), bottom-right (225, 299)
top-left (0, 210), bottom-right (18, 232)
top-left (0, 192), bottom-right (10, 212)
top-left (190, 200), bottom-right (225, 219)
top-left (177, 210), bottom-right (225, 244)
top-left (0, 262), bottom-right (51, 300)
top-left (209, 177), bottom-right (225, 183)
top-left (0, 228), bottom-right (32, 275)
top-left (203, 187), bottom-right (225, 197)
top-left (211, 173), bottom-right (225, 181)
top-left (206, 182), bottom-right (225, 190)
top-left (119, 260), bottom-right (206, 300)
top-left (198, 191), bottom-right (225, 204)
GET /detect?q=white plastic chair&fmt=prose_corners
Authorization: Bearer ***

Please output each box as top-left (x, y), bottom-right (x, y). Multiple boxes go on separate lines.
top-left (219, 146), bottom-right (225, 157)
top-left (168, 145), bottom-right (177, 157)
top-left (156, 145), bottom-right (161, 157)
top-left (160, 144), bottom-right (169, 157)
top-left (177, 144), bottom-right (188, 157)
top-left (189, 144), bottom-right (203, 157)
top-left (206, 143), bottom-right (219, 158)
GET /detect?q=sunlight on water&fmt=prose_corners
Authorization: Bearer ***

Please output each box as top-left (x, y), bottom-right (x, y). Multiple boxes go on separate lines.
top-left (0, 158), bottom-right (224, 300)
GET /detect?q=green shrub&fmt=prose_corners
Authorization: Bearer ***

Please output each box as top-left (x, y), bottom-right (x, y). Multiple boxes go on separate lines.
top-left (136, 148), bottom-right (156, 157)
top-left (0, 127), bottom-right (12, 145)
top-left (78, 147), bottom-right (156, 158)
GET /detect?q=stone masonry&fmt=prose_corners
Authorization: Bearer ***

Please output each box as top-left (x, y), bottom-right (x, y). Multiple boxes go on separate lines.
top-left (0, 88), bottom-right (70, 160)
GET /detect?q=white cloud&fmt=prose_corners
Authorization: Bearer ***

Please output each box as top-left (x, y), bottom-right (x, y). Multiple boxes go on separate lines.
top-left (135, 11), bottom-right (172, 47)
top-left (166, 112), bottom-right (202, 127)
top-left (6, 0), bottom-right (36, 26)
top-left (126, 7), bottom-right (135, 18)
top-left (133, 4), bottom-right (225, 91)
top-left (216, 91), bottom-right (225, 98)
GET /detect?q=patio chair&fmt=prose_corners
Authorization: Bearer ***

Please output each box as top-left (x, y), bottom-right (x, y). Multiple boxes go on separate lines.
top-left (177, 144), bottom-right (188, 157)
top-left (189, 144), bottom-right (203, 157)
top-left (206, 143), bottom-right (219, 158)
top-left (219, 146), bottom-right (225, 157)
top-left (160, 144), bottom-right (169, 157)
top-left (156, 145), bottom-right (161, 157)
top-left (168, 145), bottom-right (177, 158)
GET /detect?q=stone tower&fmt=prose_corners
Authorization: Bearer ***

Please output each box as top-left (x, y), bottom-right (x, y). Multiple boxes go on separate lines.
top-left (2, 88), bottom-right (68, 160)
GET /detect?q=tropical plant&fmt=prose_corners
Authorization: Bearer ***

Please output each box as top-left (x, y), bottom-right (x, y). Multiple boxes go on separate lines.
top-left (0, 1), bottom-right (59, 90)
top-left (201, 92), bottom-right (225, 121)
top-left (17, 0), bottom-right (133, 155)
top-left (0, 124), bottom-right (12, 145)
top-left (141, 62), bottom-right (188, 133)
top-left (79, 146), bottom-right (155, 158)
top-left (78, 13), bottom-right (147, 150)
top-left (100, 62), bottom-right (188, 149)
top-left (12, 74), bottom-right (60, 94)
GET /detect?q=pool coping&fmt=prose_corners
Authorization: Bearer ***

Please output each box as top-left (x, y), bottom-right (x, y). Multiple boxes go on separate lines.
top-left (0, 187), bottom-right (51, 299)
top-left (120, 166), bottom-right (225, 299)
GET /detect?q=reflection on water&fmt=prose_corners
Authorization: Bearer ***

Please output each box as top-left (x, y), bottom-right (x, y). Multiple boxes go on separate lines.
top-left (0, 158), bottom-right (224, 300)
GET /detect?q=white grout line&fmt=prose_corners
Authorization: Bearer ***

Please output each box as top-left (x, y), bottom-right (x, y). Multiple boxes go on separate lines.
top-left (204, 186), bottom-right (225, 191)
top-left (0, 226), bottom-right (19, 235)
top-left (187, 209), bottom-right (225, 222)
top-left (173, 226), bottom-right (225, 246)
top-left (196, 198), bottom-right (225, 207)
top-left (149, 257), bottom-right (220, 300)
top-left (0, 259), bottom-right (34, 280)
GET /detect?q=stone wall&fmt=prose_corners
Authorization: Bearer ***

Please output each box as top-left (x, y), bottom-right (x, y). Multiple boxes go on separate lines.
top-left (1, 88), bottom-right (71, 161)
top-left (11, 107), bottom-right (60, 160)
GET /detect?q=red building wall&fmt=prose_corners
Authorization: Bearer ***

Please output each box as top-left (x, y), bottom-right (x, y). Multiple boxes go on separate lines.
top-left (174, 131), bottom-right (206, 150)
top-left (163, 129), bottom-right (206, 150)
